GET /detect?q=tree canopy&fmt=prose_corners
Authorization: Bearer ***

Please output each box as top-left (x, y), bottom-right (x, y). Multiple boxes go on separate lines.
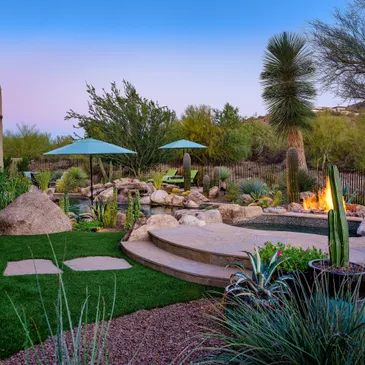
top-left (65, 81), bottom-right (176, 176)
top-left (310, 0), bottom-right (365, 101)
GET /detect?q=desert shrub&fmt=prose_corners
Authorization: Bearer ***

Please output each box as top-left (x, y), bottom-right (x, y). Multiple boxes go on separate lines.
top-left (259, 241), bottom-right (327, 272)
top-left (72, 221), bottom-right (103, 232)
top-left (202, 277), bottom-right (365, 364)
top-left (225, 182), bottom-right (240, 202)
top-left (56, 167), bottom-right (87, 193)
top-left (34, 169), bottom-right (51, 191)
top-left (51, 170), bottom-right (64, 181)
top-left (0, 170), bottom-right (31, 209)
top-left (238, 178), bottom-right (269, 199)
top-left (219, 167), bottom-right (232, 182)
top-left (150, 170), bottom-right (165, 189)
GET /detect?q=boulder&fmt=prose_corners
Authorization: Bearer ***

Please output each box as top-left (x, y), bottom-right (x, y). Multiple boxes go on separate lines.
top-left (209, 186), bottom-right (219, 199)
top-left (240, 194), bottom-right (254, 204)
top-left (80, 184), bottom-right (104, 197)
top-left (68, 212), bottom-right (78, 220)
top-left (218, 204), bottom-right (263, 224)
top-left (78, 213), bottom-right (94, 222)
top-left (104, 182), bottom-right (114, 189)
top-left (151, 190), bottom-right (169, 204)
top-left (164, 194), bottom-right (174, 205)
top-left (146, 182), bottom-right (156, 194)
top-left (288, 202), bottom-right (303, 212)
top-left (264, 207), bottom-right (287, 214)
top-left (129, 214), bottom-right (179, 241)
top-left (179, 215), bottom-right (206, 227)
top-left (300, 191), bottom-right (315, 201)
top-left (196, 209), bottom-right (223, 223)
top-left (183, 199), bottom-right (199, 209)
top-left (174, 209), bottom-right (201, 220)
top-left (117, 193), bottom-right (128, 203)
top-left (140, 196), bottom-right (151, 205)
top-left (96, 187), bottom-right (114, 201)
top-left (171, 195), bottom-right (184, 207)
top-left (44, 188), bottom-right (55, 198)
top-left (116, 212), bottom-right (126, 229)
top-left (356, 205), bottom-right (365, 218)
top-left (0, 192), bottom-right (72, 235)
top-left (187, 191), bottom-right (209, 205)
top-left (357, 218), bottom-right (365, 236)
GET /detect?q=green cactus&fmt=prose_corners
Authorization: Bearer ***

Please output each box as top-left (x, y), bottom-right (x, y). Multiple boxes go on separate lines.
top-left (286, 148), bottom-right (300, 203)
top-left (183, 153), bottom-right (191, 191)
top-left (124, 193), bottom-right (134, 231)
top-left (213, 166), bottom-right (220, 187)
top-left (328, 164), bottom-right (349, 268)
top-left (271, 190), bottom-right (282, 207)
top-left (203, 175), bottom-right (210, 196)
top-left (134, 190), bottom-right (141, 221)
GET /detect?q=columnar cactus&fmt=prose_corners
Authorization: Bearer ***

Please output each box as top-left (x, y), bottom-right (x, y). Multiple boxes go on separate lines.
top-left (183, 153), bottom-right (191, 191)
top-left (134, 190), bottom-right (141, 221)
top-left (286, 148), bottom-right (300, 203)
top-left (328, 164), bottom-right (349, 268)
top-left (203, 174), bottom-right (210, 196)
top-left (213, 166), bottom-right (220, 187)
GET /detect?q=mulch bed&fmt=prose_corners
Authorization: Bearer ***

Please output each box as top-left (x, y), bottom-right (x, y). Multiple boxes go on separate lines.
top-left (4, 299), bottom-right (223, 365)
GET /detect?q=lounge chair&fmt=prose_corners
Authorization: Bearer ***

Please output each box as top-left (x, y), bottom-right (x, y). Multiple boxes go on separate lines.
top-left (148, 169), bottom-right (178, 183)
top-left (167, 170), bottom-right (199, 187)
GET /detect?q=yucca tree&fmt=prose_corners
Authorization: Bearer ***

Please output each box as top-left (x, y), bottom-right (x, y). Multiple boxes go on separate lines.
top-left (261, 32), bottom-right (316, 171)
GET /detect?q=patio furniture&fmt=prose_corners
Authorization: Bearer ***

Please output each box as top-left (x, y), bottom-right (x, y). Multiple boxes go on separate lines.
top-left (147, 169), bottom-right (178, 183)
top-left (167, 170), bottom-right (199, 187)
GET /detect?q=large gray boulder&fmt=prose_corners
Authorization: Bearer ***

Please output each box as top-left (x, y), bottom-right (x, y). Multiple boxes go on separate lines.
top-left (0, 192), bottom-right (72, 235)
top-left (218, 204), bottom-right (263, 224)
top-left (187, 191), bottom-right (209, 205)
top-left (151, 190), bottom-right (168, 204)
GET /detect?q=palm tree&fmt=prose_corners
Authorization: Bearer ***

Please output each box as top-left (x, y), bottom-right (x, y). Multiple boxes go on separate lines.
top-left (261, 32), bottom-right (316, 170)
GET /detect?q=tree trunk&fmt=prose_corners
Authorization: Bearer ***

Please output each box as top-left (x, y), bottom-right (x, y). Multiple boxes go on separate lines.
top-left (287, 128), bottom-right (307, 171)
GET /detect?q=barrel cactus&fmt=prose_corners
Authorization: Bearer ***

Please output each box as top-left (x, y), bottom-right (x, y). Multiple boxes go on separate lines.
top-left (286, 148), bottom-right (300, 203)
top-left (203, 175), bottom-right (210, 196)
top-left (213, 166), bottom-right (220, 187)
top-left (183, 153), bottom-right (191, 191)
top-left (328, 164), bottom-right (349, 268)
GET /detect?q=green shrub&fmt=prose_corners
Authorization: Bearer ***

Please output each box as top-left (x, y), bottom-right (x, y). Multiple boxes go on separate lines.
top-left (203, 277), bottom-right (365, 365)
top-left (56, 167), bottom-right (87, 193)
top-left (0, 170), bottom-right (31, 209)
top-left (51, 170), bottom-right (64, 181)
top-left (225, 182), bottom-right (240, 202)
top-left (238, 178), bottom-right (269, 199)
top-left (259, 241), bottom-right (327, 272)
top-left (73, 221), bottom-right (103, 232)
top-left (34, 169), bottom-right (51, 191)
top-left (134, 190), bottom-right (141, 221)
top-left (124, 193), bottom-right (134, 230)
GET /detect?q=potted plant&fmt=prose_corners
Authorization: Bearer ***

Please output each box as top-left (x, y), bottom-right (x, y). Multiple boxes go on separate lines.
top-left (308, 164), bottom-right (365, 291)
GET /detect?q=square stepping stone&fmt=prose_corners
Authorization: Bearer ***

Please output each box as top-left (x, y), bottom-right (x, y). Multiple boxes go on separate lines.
top-left (64, 256), bottom-right (132, 271)
top-left (4, 259), bottom-right (63, 276)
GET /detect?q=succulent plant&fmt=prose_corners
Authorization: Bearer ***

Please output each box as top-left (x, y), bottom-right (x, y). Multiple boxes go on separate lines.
top-left (183, 153), bottom-right (191, 191)
top-left (203, 174), bottom-right (210, 196)
top-left (219, 167), bottom-right (232, 182)
top-left (286, 148), bottom-right (300, 203)
top-left (328, 164), bottom-right (349, 268)
top-left (214, 166), bottom-right (221, 187)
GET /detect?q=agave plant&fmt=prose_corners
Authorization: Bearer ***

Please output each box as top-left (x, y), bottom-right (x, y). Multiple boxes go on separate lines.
top-left (219, 167), bottom-right (232, 182)
top-left (224, 248), bottom-right (292, 307)
top-left (238, 178), bottom-right (269, 200)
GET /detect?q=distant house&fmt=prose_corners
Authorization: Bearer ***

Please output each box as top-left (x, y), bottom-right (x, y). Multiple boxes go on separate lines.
top-left (331, 106), bottom-right (347, 112)
top-left (312, 106), bottom-right (329, 113)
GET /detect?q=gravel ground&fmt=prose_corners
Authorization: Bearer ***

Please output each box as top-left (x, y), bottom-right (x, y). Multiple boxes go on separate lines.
top-left (3, 299), bottom-right (223, 365)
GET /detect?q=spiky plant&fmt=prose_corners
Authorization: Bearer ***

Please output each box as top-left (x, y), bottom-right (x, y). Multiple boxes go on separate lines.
top-left (134, 190), bottom-right (141, 221)
top-left (261, 32), bottom-right (316, 171)
top-left (124, 193), bottom-right (134, 230)
top-left (213, 166), bottom-right (220, 187)
top-left (219, 167), bottom-right (232, 182)
top-left (34, 170), bottom-right (51, 191)
top-left (203, 175), bottom-right (210, 196)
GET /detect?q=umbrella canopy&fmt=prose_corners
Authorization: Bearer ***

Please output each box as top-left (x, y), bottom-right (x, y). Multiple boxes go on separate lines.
top-left (44, 138), bottom-right (136, 155)
top-left (44, 138), bottom-right (136, 201)
top-left (159, 139), bottom-right (207, 149)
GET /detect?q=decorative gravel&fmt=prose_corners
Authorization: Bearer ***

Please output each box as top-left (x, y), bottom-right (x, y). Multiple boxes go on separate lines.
top-left (4, 299), bottom-right (222, 364)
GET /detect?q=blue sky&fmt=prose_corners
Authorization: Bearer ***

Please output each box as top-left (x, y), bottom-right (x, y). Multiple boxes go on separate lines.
top-left (1, 0), bottom-right (346, 136)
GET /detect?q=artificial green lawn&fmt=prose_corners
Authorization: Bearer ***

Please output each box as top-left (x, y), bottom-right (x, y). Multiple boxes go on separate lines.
top-left (0, 232), bottom-right (214, 360)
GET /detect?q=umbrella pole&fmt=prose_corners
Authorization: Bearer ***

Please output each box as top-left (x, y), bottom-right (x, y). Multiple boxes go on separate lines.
top-left (90, 155), bottom-right (94, 203)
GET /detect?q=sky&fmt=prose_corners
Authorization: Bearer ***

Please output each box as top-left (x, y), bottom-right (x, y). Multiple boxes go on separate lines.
top-left (0, 0), bottom-right (346, 137)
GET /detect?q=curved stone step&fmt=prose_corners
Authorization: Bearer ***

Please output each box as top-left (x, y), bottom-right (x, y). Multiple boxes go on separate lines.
top-left (148, 224), bottom-right (252, 268)
top-left (121, 240), bottom-right (240, 287)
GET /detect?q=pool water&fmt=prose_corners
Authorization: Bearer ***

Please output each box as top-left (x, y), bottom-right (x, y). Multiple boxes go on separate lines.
top-left (69, 198), bottom-right (180, 217)
top-left (239, 222), bottom-right (359, 237)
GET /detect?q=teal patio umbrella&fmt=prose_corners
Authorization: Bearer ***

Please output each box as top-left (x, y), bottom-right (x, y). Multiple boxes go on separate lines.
top-left (44, 138), bottom-right (136, 201)
top-left (159, 139), bottom-right (207, 150)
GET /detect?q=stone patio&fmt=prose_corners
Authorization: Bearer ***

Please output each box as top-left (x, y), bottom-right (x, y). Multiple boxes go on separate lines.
top-left (64, 256), bottom-right (132, 271)
top-left (4, 259), bottom-right (63, 276)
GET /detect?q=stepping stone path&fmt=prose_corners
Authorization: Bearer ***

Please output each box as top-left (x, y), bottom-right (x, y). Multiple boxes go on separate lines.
top-left (64, 256), bottom-right (132, 271)
top-left (4, 259), bottom-right (63, 276)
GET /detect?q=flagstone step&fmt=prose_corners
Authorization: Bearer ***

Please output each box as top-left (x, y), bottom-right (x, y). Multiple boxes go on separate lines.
top-left (121, 240), bottom-right (241, 287)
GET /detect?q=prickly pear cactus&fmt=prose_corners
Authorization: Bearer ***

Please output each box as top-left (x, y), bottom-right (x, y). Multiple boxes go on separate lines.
top-left (183, 153), bottom-right (191, 192)
top-left (213, 167), bottom-right (220, 187)
top-left (286, 148), bottom-right (300, 203)
top-left (203, 174), bottom-right (210, 196)
top-left (328, 164), bottom-right (349, 268)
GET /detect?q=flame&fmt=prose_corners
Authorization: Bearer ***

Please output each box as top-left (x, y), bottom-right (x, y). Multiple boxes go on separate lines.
top-left (303, 177), bottom-right (346, 212)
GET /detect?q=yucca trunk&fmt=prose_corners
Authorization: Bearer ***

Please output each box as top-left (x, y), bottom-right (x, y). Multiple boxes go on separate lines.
top-left (288, 128), bottom-right (307, 171)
